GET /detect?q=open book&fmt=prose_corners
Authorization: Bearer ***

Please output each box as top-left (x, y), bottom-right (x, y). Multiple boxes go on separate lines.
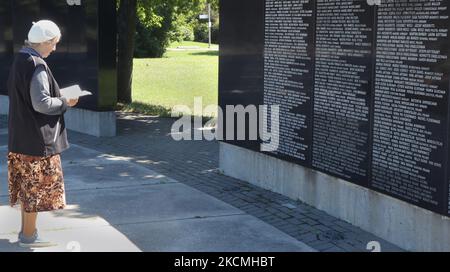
top-left (60, 85), bottom-right (92, 100)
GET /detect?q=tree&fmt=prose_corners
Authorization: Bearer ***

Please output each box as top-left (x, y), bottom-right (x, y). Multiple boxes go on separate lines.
top-left (117, 0), bottom-right (218, 103)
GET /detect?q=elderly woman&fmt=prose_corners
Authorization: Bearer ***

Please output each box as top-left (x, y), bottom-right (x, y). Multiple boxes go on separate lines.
top-left (7, 20), bottom-right (78, 248)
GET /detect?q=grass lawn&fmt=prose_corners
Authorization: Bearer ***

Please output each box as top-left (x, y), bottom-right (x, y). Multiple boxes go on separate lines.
top-left (121, 41), bottom-right (219, 117)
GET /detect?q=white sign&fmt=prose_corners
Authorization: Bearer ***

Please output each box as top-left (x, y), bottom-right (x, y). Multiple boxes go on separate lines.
top-left (367, 0), bottom-right (381, 6)
top-left (199, 14), bottom-right (209, 20)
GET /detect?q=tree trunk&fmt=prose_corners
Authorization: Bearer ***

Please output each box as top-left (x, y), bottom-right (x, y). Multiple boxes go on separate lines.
top-left (117, 0), bottom-right (137, 104)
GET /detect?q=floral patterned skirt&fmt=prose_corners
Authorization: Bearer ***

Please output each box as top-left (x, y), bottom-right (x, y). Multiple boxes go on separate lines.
top-left (8, 152), bottom-right (66, 213)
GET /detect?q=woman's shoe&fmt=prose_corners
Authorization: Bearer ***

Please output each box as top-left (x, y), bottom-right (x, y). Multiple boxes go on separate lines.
top-left (19, 230), bottom-right (57, 248)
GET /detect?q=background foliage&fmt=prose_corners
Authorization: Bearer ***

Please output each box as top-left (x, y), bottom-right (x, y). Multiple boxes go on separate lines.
top-left (134, 0), bottom-right (219, 58)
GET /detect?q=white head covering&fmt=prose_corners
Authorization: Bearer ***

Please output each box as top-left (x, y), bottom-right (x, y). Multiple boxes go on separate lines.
top-left (27, 20), bottom-right (61, 44)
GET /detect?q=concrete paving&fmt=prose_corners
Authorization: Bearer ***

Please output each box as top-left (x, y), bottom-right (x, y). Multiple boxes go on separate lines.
top-left (0, 112), bottom-right (403, 252)
top-left (0, 144), bottom-right (314, 252)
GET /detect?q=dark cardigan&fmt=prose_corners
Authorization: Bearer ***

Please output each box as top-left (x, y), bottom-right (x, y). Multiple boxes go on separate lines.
top-left (7, 52), bottom-right (69, 156)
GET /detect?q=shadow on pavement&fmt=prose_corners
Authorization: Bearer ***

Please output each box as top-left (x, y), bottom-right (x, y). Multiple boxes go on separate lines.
top-left (0, 239), bottom-right (32, 252)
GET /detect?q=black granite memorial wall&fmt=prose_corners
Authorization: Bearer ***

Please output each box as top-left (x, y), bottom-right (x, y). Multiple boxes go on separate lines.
top-left (219, 0), bottom-right (450, 216)
top-left (0, 1), bottom-right (13, 98)
top-left (371, 0), bottom-right (450, 215)
top-left (219, 0), bottom-right (265, 151)
top-left (0, 0), bottom-right (117, 111)
top-left (263, 0), bottom-right (315, 165)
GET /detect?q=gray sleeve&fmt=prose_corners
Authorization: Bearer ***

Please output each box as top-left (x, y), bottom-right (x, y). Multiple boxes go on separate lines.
top-left (30, 66), bottom-right (68, 115)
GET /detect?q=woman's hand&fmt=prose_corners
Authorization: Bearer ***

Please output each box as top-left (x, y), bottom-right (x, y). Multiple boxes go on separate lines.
top-left (67, 98), bottom-right (79, 107)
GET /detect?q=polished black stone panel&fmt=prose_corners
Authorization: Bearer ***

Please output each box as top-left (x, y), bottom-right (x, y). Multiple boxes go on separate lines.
top-left (312, 0), bottom-right (375, 186)
top-left (371, 0), bottom-right (450, 215)
top-left (219, 0), bottom-right (265, 151)
top-left (0, 1), bottom-right (13, 96)
top-left (0, 0), bottom-right (117, 111)
top-left (98, 0), bottom-right (118, 111)
top-left (263, 0), bottom-right (315, 166)
top-left (219, 0), bottom-right (450, 216)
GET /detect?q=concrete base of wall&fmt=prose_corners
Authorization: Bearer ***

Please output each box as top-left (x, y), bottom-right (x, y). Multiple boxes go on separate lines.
top-left (64, 107), bottom-right (116, 137)
top-left (219, 142), bottom-right (450, 252)
top-left (0, 95), bottom-right (116, 137)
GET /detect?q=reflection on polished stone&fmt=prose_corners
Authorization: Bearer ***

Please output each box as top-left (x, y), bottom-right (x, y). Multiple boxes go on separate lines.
top-left (0, 0), bottom-right (117, 111)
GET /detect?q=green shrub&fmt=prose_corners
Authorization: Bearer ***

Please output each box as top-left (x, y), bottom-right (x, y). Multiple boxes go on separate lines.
top-left (180, 25), bottom-right (195, 41)
top-left (133, 2), bottom-right (219, 58)
top-left (211, 19), bottom-right (219, 44)
top-left (169, 14), bottom-right (195, 43)
top-left (134, 19), bottom-right (170, 58)
top-left (134, 5), bottom-right (173, 58)
top-left (193, 19), bottom-right (219, 44)
top-left (194, 21), bottom-right (209, 43)
top-left (169, 24), bottom-right (194, 43)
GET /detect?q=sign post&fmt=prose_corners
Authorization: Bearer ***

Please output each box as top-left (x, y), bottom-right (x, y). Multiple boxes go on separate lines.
top-left (199, 4), bottom-right (212, 48)
top-left (208, 3), bottom-right (211, 48)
